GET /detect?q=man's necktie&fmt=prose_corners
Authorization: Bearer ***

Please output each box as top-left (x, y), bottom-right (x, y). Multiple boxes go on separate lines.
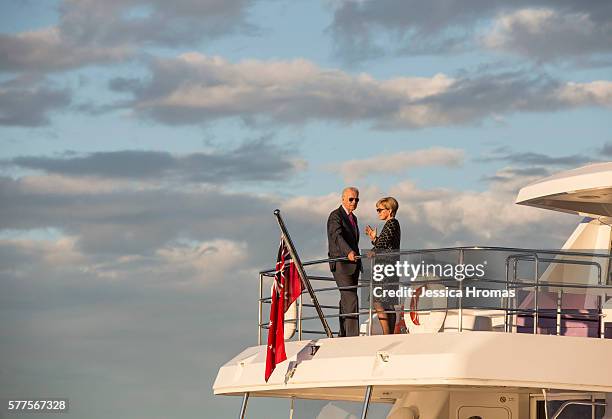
top-left (348, 212), bottom-right (357, 236)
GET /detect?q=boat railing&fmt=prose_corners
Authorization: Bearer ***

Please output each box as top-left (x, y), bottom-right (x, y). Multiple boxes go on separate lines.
top-left (257, 246), bottom-right (612, 344)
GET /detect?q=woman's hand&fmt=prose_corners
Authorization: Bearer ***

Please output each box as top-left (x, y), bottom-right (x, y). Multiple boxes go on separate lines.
top-left (364, 225), bottom-right (377, 241)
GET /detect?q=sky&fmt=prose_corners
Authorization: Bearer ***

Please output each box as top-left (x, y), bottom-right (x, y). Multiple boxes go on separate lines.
top-left (0, 0), bottom-right (611, 418)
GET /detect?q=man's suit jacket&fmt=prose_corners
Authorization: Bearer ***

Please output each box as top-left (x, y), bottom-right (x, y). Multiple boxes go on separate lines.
top-left (327, 205), bottom-right (361, 275)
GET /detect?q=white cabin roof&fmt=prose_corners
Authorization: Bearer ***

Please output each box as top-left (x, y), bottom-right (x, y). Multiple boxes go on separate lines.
top-left (516, 162), bottom-right (612, 217)
top-left (213, 332), bottom-right (612, 400)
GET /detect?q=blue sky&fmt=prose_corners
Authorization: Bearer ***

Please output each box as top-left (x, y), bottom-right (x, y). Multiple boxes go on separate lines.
top-left (1, 1), bottom-right (611, 418)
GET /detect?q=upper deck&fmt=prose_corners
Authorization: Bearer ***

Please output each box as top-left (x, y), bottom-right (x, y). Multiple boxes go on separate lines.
top-left (214, 245), bottom-right (612, 398)
top-left (257, 246), bottom-right (612, 342)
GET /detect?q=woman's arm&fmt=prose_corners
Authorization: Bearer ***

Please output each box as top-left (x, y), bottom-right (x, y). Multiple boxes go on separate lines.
top-left (373, 220), bottom-right (394, 249)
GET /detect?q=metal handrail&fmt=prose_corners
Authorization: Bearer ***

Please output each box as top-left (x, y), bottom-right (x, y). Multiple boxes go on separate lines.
top-left (259, 245), bottom-right (612, 275)
top-left (258, 247), bottom-right (612, 342)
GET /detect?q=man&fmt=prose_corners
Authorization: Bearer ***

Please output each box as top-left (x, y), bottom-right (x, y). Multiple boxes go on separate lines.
top-left (327, 187), bottom-right (361, 337)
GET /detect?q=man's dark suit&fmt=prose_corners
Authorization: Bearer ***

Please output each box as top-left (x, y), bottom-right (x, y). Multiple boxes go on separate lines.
top-left (327, 205), bottom-right (361, 337)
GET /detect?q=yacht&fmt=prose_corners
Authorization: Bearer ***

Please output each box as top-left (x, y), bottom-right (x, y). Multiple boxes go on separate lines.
top-left (213, 162), bottom-right (612, 419)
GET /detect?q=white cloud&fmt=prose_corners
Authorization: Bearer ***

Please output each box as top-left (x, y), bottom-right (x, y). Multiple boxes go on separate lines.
top-left (0, 163), bottom-right (580, 290)
top-left (331, 147), bottom-right (464, 181)
top-left (483, 8), bottom-right (612, 62)
top-left (156, 239), bottom-right (250, 284)
top-left (329, 1), bottom-right (612, 63)
top-left (119, 53), bottom-right (612, 129)
top-left (0, 0), bottom-right (259, 74)
top-left (556, 81), bottom-right (612, 107)
top-left (1, 235), bottom-right (252, 286)
top-left (0, 236), bottom-right (86, 276)
top-left (283, 171), bottom-right (573, 250)
top-left (0, 27), bottom-right (130, 73)
top-left (126, 53), bottom-right (456, 127)
top-left (487, 8), bottom-right (557, 38)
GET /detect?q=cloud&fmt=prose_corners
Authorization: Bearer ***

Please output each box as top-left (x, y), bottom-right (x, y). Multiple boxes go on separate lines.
top-left (115, 53), bottom-right (612, 129)
top-left (5, 139), bottom-right (305, 183)
top-left (0, 236), bottom-right (260, 418)
top-left (0, 27), bottom-right (130, 73)
top-left (0, 165), bottom-right (577, 314)
top-left (112, 53), bottom-right (453, 126)
top-left (328, 0), bottom-right (612, 63)
top-left (0, 233), bottom-right (251, 288)
top-left (481, 166), bottom-right (551, 184)
top-left (483, 8), bottom-right (612, 62)
top-left (0, 0), bottom-right (260, 74)
top-left (331, 147), bottom-right (464, 181)
top-left (395, 176), bottom-right (574, 246)
top-left (556, 81), bottom-right (612, 107)
top-left (0, 78), bottom-right (71, 126)
top-left (156, 239), bottom-right (249, 284)
top-left (410, 74), bottom-right (612, 128)
top-left (602, 142), bottom-right (612, 157)
top-left (0, 236), bottom-right (86, 276)
top-left (476, 148), bottom-right (604, 186)
top-left (14, 174), bottom-right (148, 195)
top-left (478, 150), bottom-right (598, 167)
top-left (0, 155), bottom-right (576, 273)
top-left (329, 0), bottom-right (480, 62)
top-left (0, 176), bottom-right (278, 257)
top-left (59, 0), bottom-right (258, 47)
top-left (273, 172), bottom-right (576, 253)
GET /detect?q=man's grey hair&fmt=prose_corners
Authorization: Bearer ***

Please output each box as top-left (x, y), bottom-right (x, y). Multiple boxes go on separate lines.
top-left (342, 186), bottom-right (359, 197)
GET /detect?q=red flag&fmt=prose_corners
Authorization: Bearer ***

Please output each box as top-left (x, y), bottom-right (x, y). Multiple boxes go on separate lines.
top-left (264, 239), bottom-right (303, 382)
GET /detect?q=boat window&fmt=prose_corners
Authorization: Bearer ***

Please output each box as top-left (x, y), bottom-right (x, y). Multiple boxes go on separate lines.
top-left (536, 400), bottom-right (606, 418)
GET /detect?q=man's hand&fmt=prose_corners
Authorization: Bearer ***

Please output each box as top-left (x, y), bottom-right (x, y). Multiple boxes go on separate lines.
top-left (348, 251), bottom-right (357, 262)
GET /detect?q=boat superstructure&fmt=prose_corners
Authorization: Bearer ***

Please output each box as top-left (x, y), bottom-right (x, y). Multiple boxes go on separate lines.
top-left (213, 163), bottom-right (612, 419)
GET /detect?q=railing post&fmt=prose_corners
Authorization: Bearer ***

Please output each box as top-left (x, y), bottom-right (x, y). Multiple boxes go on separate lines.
top-left (274, 209), bottom-right (334, 338)
top-left (258, 273), bottom-right (263, 345)
top-left (504, 260), bottom-right (509, 333)
top-left (556, 290), bottom-right (562, 336)
top-left (360, 385), bottom-right (373, 419)
top-left (512, 258), bottom-right (518, 333)
top-left (458, 249), bottom-right (464, 332)
top-left (598, 260), bottom-right (604, 339)
top-left (368, 256), bottom-right (373, 336)
top-left (238, 392), bottom-right (249, 419)
top-left (600, 291), bottom-right (606, 339)
top-left (298, 294), bottom-right (303, 341)
top-left (534, 254), bottom-right (539, 334)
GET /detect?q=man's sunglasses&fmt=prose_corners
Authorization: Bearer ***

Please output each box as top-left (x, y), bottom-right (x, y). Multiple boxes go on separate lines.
top-left (348, 197), bottom-right (360, 203)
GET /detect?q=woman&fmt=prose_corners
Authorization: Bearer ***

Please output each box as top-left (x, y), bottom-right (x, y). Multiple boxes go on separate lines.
top-left (364, 197), bottom-right (401, 334)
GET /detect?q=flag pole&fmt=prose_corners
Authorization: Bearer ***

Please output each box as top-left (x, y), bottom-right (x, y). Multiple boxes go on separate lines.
top-left (274, 209), bottom-right (334, 338)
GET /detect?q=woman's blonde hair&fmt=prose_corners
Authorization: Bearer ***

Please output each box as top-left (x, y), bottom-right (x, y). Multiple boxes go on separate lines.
top-left (377, 196), bottom-right (399, 216)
